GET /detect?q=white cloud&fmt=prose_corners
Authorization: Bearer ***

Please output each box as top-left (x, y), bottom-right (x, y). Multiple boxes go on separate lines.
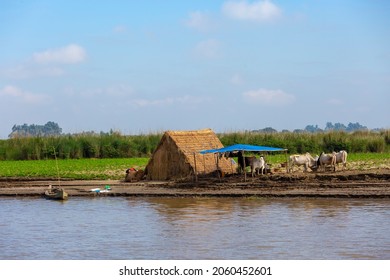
top-left (242, 88), bottom-right (295, 106)
top-left (185, 11), bottom-right (215, 32)
top-left (0, 85), bottom-right (49, 104)
top-left (0, 85), bottom-right (22, 97)
top-left (33, 44), bottom-right (86, 64)
top-left (194, 39), bottom-right (221, 58)
top-left (82, 85), bottom-right (135, 98)
top-left (3, 64), bottom-right (64, 79)
top-left (1, 44), bottom-right (84, 79)
top-left (222, 0), bottom-right (282, 22)
top-left (133, 95), bottom-right (209, 107)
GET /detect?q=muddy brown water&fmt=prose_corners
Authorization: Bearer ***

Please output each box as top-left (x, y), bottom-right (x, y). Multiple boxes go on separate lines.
top-left (1, 196), bottom-right (389, 259)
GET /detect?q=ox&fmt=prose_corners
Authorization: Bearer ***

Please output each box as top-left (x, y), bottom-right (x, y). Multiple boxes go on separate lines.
top-left (317, 152), bottom-right (337, 172)
top-left (335, 150), bottom-right (348, 170)
top-left (250, 156), bottom-right (266, 177)
top-left (288, 153), bottom-right (317, 173)
top-left (237, 152), bottom-right (256, 173)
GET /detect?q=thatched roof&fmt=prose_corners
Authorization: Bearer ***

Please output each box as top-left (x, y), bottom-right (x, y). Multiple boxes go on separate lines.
top-left (145, 128), bottom-right (236, 180)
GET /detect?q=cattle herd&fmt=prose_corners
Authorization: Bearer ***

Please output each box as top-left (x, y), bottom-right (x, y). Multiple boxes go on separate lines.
top-left (239, 150), bottom-right (348, 176)
top-left (295, 150), bottom-right (348, 173)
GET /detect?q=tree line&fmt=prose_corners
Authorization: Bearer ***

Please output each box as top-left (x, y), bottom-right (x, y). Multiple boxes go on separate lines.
top-left (9, 122), bottom-right (62, 138)
top-left (251, 122), bottom-right (369, 133)
top-left (8, 121), bottom-right (374, 139)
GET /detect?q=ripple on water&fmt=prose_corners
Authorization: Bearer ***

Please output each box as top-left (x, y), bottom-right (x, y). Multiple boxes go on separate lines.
top-left (0, 197), bottom-right (389, 259)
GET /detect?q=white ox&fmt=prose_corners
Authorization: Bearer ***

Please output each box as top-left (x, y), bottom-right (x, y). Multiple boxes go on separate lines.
top-left (288, 153), bottom-right (317, 173)
top-left (335, 150), bottom-right (348, 170)
top-left (250, 156), bottom-right (266, 177)
top-left (317, 152), bottom-right (337, 172)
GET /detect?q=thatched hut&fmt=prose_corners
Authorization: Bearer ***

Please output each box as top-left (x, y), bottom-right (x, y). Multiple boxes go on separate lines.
top-left (145, 129), bottom-right (236, 181)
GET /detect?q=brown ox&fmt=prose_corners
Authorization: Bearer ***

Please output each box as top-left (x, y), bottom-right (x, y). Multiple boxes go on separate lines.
top-left (237, 152), bottom-right (255, 173)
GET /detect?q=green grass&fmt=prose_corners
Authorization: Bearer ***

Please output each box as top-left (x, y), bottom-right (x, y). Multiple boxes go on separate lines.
top-left (0, 158), bottom-right (149, 180)
top-left (346, 153), bottom-right (390, 170)
top-left (1, 153), bottom-right (389, 180)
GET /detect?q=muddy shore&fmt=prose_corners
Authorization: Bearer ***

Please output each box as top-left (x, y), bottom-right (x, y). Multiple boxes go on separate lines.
top-left (1, 169), bottom-right (390, 198)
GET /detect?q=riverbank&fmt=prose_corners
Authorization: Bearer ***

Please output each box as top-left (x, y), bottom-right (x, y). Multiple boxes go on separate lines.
top-left (1, 169), bottom-right (390, 198)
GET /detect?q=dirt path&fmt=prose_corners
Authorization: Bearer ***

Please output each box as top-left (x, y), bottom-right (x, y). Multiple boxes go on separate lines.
top-left (1, 169), bottom-right (390, 198)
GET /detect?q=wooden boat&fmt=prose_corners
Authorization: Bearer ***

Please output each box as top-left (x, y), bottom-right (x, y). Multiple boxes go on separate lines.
top-left (44, 187), bottom-right (68, 200)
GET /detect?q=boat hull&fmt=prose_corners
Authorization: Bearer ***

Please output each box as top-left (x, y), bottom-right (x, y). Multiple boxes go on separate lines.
top-left (44, 188), bottom-right (68, 200)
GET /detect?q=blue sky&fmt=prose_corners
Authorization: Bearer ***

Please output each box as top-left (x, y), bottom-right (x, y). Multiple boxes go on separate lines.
top-left (1, 0), bottom-right (389, 138)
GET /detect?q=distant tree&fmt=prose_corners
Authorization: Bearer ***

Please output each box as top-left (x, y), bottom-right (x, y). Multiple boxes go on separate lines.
top-left (325, 122), bottom-right (334, 131)
top-left (251, 127), bottom-right (278, 133)
top-left (304, 124), bottom-right (323, 133)
top-left (9, 122), bottom-right (62, 138)
top-left (325, 122), bottom-right (347, 131)
top-left (43, 121), bottom-right (62, 135)
top-left (260, 127), bottom-right (278, 133)
top-left (324, 121), bottom-right (368, 132)
top-left (346, 122), bottom-right (367, 132)
top-left (333, 122), bottom-right (347, 131)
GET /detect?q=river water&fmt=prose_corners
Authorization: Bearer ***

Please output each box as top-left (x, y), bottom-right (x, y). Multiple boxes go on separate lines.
top-left (0, 197), bottom-right (389, 260)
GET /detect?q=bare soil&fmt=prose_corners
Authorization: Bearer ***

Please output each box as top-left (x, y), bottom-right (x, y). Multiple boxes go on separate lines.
top-left (1, 168), bottom-right (390, 198)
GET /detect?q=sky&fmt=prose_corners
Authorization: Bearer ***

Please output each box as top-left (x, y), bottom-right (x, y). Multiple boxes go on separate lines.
top-left (0, 0), bottom-right (389, 138)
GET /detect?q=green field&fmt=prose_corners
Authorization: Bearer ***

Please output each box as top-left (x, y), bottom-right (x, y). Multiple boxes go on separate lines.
top-left (0, 158), bottom-right (149, 180)
top-left (0, 153), bottom-right (389, 180)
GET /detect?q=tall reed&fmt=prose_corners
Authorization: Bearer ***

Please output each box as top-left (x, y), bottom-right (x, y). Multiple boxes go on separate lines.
top-left (0, 130), bottom-right (388, 160)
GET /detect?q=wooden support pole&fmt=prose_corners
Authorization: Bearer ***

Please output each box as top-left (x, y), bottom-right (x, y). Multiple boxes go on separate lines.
top-left (193, 152), bottom-right (198, 182)
top-left (242, 150), bottom-right (246, 182)
top-left (230, 153), bottom-right (234, 174)
top-left (202, 154), bottom-right (206, 174)
top-left (214, 153), bottom-right (221, 181)
top-left (285, 150), bottom-right (288, 173)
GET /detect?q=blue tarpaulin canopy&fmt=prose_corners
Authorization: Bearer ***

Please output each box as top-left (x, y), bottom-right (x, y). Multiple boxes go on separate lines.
top-left (200, 144), bottom-right (287, 154)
